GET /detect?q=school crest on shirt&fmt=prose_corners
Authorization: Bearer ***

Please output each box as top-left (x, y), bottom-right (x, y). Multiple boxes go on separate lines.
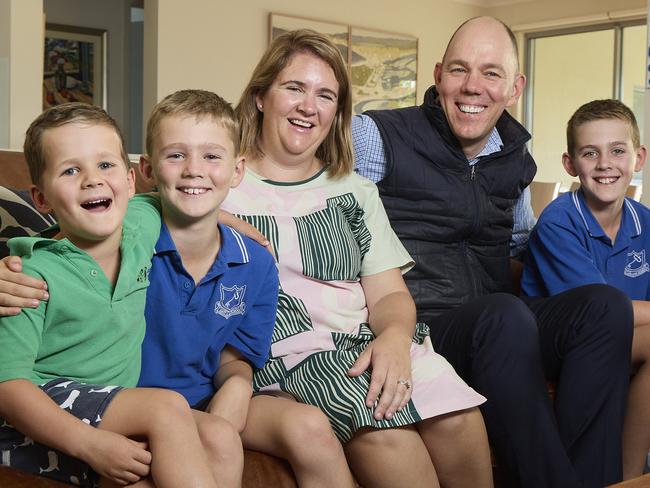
top-left (214, 284), bottom-right (247, 319)
top-left (624, 249), bottom-right (650, 278)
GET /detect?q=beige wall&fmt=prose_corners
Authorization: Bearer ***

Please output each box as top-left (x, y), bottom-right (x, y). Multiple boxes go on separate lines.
top-left (4, 0), bottom-right (43, 150)
top-left (143, 0), bottom-right (481, 122)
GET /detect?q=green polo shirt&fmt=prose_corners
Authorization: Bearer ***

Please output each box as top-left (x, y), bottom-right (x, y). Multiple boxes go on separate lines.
top-left (0, 194), bottom-right (161, 387)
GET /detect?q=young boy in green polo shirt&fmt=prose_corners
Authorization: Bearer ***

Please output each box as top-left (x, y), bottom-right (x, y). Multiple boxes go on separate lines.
top-left (0, 103), bottom-right (220, 487)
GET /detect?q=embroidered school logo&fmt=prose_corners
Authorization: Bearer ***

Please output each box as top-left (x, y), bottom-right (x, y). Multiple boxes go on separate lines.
top-left (214, 284), bottom-right (247, 319)
top-left (136, 265), bottom-right (151, 283)
top-left (624, 249), bottom-right (650, 278)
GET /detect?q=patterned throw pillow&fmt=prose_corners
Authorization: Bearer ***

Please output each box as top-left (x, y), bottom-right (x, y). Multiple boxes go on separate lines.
top-left (0, 186), bottom-right (56, 258)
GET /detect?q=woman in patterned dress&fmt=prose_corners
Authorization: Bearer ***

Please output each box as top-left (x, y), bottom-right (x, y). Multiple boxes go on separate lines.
top-left (225, 29), bottom-right (493, 488)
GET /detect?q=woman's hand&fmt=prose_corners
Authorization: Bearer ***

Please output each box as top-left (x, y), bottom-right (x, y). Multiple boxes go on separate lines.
top-left (217, 210), bottom-right (273, 254)
top-left (0, 256), bottom-right (48, 316)
top-left (348, 327), bottom-right (412, 421)
top-left (349, 268), bottom-right (416, 421)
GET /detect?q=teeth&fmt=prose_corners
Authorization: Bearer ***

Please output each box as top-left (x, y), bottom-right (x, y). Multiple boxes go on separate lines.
top-left (181, 188), bottom-right (207, 195)
top-left (85, 199), bottom-right (108, 205)
top-left (290, 119), bottom-right (313, 128)
top-left (596, 177), bottom-right (618, 184)
top-left (458, 104), bottom-right (485, 114)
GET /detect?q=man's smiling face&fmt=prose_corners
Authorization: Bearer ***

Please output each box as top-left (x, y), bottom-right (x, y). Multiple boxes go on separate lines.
top-left (434, 17), bottom-right (525, 159)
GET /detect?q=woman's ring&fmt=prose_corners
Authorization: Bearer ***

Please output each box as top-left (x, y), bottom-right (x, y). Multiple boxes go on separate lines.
top-left (397, 379), bottom-right (411, 389)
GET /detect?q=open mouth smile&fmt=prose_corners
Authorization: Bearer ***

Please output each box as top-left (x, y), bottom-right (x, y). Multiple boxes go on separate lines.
top-left (81, 198), bottom-right (112, 211)
top-left (179, 187), bottom-right (209, 195)
top-left (594, 176), bottom-right (619, 185)
top-left (458, 104), bottom-right (485, 114)
top-left (289, 118), bottom-right (314, 128)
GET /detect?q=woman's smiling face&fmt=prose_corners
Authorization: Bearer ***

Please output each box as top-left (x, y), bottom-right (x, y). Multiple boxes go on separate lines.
top-left (256, 51), bottom-right (339, 166)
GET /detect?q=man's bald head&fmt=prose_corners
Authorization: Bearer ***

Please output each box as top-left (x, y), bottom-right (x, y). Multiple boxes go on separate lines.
top-left (443, 17), bottom-right (520, 73)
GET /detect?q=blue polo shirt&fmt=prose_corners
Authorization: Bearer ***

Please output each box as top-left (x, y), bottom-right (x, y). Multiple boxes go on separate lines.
top-left (138, 222), bottom-right (279, 406)
top-left (522, 190), bottom-right (650, 300)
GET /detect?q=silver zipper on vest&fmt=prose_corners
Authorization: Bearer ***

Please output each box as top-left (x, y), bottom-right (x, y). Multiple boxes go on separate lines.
top-left (470, 165), bottom-right (476, 180)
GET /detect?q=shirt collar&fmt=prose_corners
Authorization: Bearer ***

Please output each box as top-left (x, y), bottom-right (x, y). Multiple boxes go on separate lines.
top-left (468, 128), bottom-right (503, 165)
top-left (571, 189), bottom-right (642, 240)
top-left (155, 222), bottom-right (250, 266)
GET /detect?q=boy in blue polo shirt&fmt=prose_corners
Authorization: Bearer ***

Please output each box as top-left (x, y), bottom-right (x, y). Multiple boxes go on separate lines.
top-left (137, 90), bottom-right (356, 487)
top-left (522, 98), bottom-right (650, 479)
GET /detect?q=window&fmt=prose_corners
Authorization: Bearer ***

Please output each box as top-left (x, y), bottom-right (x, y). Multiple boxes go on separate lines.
top-left (524, 21), bottom-right (646, 187)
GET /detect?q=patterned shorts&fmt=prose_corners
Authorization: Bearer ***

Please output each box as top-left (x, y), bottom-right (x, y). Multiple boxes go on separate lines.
top-left (0, 378), bottom-right (123, 487)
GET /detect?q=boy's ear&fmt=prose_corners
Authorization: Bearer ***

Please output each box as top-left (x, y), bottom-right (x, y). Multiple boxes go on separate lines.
top-left (562, 152), bottom-right (579, 177)
top-left (230, 156), bottom-right (245, 189)
top-left (139, 155), bottom-right (155, 182)
top-left (634, 145), bottom-right (647, 172)
top-left (126, 167), bottom-right (136, 198)
top-left (30, 185), bottom-right (53, 214)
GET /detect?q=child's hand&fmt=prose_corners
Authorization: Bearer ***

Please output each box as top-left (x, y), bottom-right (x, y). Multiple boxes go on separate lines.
top-left (82, 430), bottom-right (151, 485)
top-left (0, 256), bottom-right (49, 316)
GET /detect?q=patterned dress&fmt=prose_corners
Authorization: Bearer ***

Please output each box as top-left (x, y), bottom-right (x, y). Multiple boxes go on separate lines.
top-left (222, 167), bottom-right (485, 442)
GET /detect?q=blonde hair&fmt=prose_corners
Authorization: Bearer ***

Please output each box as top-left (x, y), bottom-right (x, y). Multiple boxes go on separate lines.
top-left (146, 89), bottom-right (240, 156)
top-left (24, 103), bottom-right (128, 186)
top-left (236, 29), bottom-right (353, 178)
top-left (567, 99), bottom-right (640, 157)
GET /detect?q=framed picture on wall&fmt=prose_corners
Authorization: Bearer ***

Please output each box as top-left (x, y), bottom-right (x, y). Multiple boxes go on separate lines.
top-left (269, 13), bottom-right (349, 61)
top-left (269, 13), bottom-right (417, 115)
top-left (350, 27), bottom-right (417, 114)
top-left (43, 23), bottom-right (106, 110)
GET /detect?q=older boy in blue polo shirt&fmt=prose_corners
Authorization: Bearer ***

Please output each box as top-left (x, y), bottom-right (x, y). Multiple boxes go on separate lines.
top-left (522, 99), bottom-right (650, 479)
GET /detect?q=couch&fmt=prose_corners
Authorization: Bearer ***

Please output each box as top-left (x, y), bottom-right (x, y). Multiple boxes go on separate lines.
top-left (0, 149), bottom-right (298, 488)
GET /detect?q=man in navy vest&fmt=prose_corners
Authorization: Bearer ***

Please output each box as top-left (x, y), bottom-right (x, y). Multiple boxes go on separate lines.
top-left (353, 16), bottom-right (632, 488)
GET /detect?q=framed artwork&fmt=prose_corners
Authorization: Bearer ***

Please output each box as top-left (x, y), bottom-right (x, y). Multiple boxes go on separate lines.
top-left (43, 24), bottom-right (106, 110)
top-left (269, 14), bottom-right (349, 61)
top-left (350, 27), bottom-right (417, 113)
top-left (269, 13), bottom-right (417, 115)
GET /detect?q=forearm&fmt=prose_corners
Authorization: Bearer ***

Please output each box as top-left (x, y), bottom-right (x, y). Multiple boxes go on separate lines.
top-left (209, 359), bottom-right (253, 432)
top-left (633, 300), bottom-right (650, 328)
top-left (0, 379), bottom-right (94, 459)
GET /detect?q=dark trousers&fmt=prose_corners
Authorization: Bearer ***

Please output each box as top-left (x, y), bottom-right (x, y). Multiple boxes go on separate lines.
top-left (422, 285), bottom-right (633, 488)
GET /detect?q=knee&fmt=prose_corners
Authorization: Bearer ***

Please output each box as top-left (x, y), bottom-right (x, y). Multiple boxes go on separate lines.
top-left (570, 284), bottom-right (633, 348)
top-left (281, 405), bottom-right (342, 463)
top-left (146, 389), bottom-right (193, 424)
top-left (199, 415), bottom-right (243, 467)
top-left (424, 407), bottom-right (484, 441)
top-left (474, 293), bottom-right (538, 351)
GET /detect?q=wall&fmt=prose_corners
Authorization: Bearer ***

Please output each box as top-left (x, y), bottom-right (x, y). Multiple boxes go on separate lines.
top-left (0, 1), bottom-right (11, 148)
top-left (2, 0), bottom-right (43, 150)
top-left (43, 0), bottom-right (132, 147)
top-left (143, 0), bottom-right (481, 121)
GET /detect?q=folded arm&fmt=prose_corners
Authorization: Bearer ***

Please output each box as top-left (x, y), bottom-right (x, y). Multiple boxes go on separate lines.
top-left (208, 346), bottom-right (254, 432)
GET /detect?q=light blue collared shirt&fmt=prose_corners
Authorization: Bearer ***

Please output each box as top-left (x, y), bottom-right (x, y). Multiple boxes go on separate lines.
top-left (351, 113), bottom-right (535, 258)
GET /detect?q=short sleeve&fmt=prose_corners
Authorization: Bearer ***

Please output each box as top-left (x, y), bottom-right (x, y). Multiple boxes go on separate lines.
top-left (0, 266), bottom-right (46, 382)
top-left (126, 194), bottom-right (162, 249)
top-left (354, 176), bottom-right (413, 277)
top-left (522, 216), bottom-right (606, 297)
top-left (226, 248), bottom-right (279, 368)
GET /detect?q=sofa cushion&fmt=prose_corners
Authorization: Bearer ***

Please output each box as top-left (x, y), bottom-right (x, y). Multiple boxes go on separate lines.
top-left (0, 186), bottom-right (56, 258)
